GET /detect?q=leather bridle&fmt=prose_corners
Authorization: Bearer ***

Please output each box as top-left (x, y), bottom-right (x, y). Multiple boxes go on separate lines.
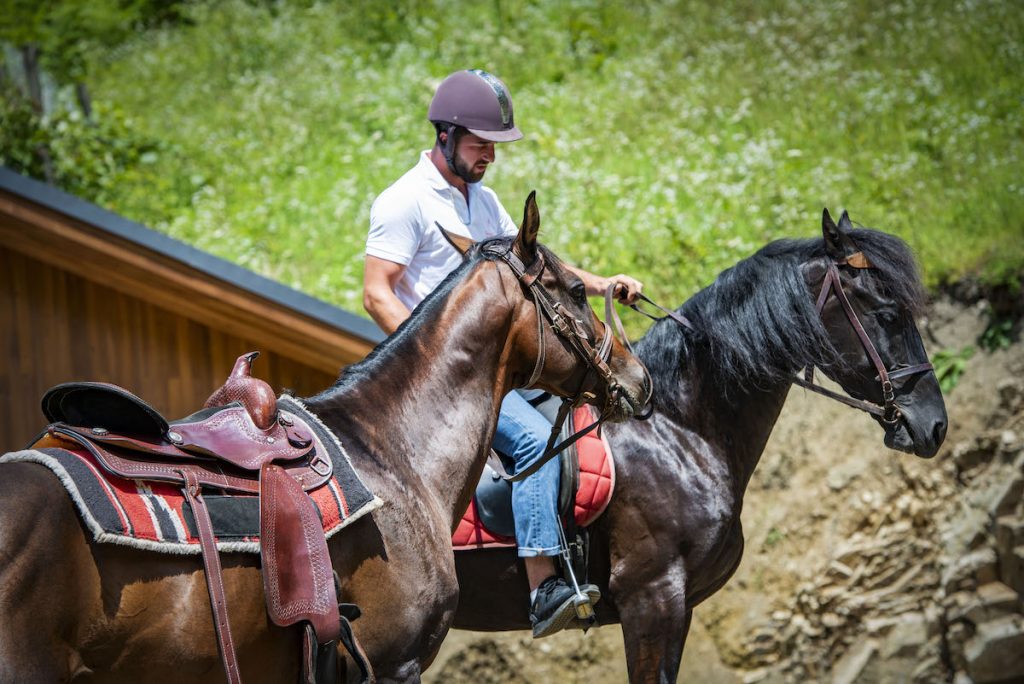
top-left (483, 241), bottom-right (642, 482)
top-left (626, 251), bottom-right (933, 426)
top-left (491, 244), bottom-right (620, 405)
top-left (791, 252), bottom-right (933, 425)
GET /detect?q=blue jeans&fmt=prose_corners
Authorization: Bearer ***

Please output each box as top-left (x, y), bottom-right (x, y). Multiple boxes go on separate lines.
top-left (492, 392), bottom-right (561, 557)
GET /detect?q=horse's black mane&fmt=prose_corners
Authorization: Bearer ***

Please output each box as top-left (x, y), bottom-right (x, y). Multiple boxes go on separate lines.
top-left (634, 228), bottom-right (925, 404)
top-left (308, 236), bottom-right (552, 401)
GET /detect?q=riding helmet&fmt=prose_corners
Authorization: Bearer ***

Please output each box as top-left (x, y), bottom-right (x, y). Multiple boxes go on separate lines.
top-left (428, 69), bottom-right (523, 142)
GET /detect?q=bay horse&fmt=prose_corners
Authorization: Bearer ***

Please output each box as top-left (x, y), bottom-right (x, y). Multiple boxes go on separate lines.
top-left (452, 209), bottom-right (949, 682)
top-left (0, 193), bottom-right (650, 682)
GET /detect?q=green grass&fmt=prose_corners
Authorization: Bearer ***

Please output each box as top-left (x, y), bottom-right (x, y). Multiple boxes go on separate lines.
top-left (14, 0), bottom-right (1024, 325)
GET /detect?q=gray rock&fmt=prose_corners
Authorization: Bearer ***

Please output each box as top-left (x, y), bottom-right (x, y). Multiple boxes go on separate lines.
top-left (946, 582), bottom-right (1021, 625)
top-left (943, 507), bottom-right (992, 555)
top-left (995, 515), bottom-right (1024, 557)
top-left (880, 612), bottom-right (929, 659)
top-left (989, 472), bottom-right (1024, 518)
top-left (908, 641), bottom-right (946, 683)
top-left (864, 615), bottom-right (901, 636)
top-left (821, 612), bottom-right (844, 629)
top-left (924, 603), bottom-right (943, 638)
top-left (999, 429), bottom-right (1021, 457)
top-left (964, 615), bottom-right (1024, 683)
top-left (998, 544), bottom-right (1024, 596)
top-left (799, 621), bottom-right (823, 639)
top-left (953, 436), bottom-right (997, 473)
top-left (741, 668), bottom-right (769, 684)
top-left (830, 637), bottom-right (878, 684)
top-left (947, 620), bottom-right (972, 672)
top-left (997, 378), bottom-right (1022, 413)
top-left (827, 459), bottom-right (867, 491)
top-left (826, 560), bottom-right (855, 580)
top-left (942, 548), bottom-right (1000, 594)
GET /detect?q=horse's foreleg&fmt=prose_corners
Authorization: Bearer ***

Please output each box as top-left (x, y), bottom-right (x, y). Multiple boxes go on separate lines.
top-left (614, 566), bottom-right (692, 684)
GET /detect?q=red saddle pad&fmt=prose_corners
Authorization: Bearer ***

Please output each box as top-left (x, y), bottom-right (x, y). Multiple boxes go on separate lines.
top-left (452, 405), bottom-right (615, 550)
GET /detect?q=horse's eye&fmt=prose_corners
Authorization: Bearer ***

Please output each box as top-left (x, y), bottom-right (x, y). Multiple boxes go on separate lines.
top-left (572, 284), bottom-right (587, 304)
top-left (876, 310), bottom-right (899, 325)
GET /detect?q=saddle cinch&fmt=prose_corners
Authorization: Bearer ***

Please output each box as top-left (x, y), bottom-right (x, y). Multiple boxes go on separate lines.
top-left (31, 352), bottom-right (371, 684)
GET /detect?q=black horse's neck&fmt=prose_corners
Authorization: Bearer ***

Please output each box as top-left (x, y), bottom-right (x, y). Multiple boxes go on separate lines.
top-left (630, 322), bottom-right (789, 497)
top-left (630, 241), bottom-right (836, 493)
top-left (304, 259), bottom-right (515, 526)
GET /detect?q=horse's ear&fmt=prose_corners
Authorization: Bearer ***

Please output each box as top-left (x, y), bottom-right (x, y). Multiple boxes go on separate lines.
top-left (822, 207), bottom-right (858, 261)
top-left (436, 222), bottom-right (475, 257)
top-left (837, 209), bottom-right (853, 232)
top-left (515, 190), bottom-right (540, 261)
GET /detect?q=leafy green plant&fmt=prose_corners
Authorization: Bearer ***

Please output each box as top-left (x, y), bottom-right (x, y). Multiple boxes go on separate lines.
top-left (7, 0), bottom-right (1024, 316)
top-left (763, 527), bottom-right (786, 549)
top-left (980, 316), bottom-right (1015, 352)
top-left (931, 346), bottom-right (975, 394)
top-left (0, 84), bottom-right (195, 221)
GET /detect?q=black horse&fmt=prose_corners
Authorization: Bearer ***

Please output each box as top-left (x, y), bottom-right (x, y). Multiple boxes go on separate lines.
top-left (453, 209), bottom-right (948, 682)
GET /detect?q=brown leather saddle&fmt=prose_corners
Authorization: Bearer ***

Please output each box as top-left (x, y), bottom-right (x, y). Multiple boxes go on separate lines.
top-left (34, 352), bottom-right (371, 684)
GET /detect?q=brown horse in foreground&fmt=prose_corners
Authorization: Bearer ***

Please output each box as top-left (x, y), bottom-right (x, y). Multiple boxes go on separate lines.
top-left (453, 210), bottom-right (949, 682)
top-left (0, 194), bottom-right (650, 682)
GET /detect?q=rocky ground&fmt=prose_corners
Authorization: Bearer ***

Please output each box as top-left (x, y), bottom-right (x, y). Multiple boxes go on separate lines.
top-left (425, 294), bottom-right (1023, 684)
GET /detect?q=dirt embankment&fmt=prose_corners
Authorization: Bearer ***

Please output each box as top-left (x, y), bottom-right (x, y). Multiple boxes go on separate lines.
top-left (426, 295), bottom-right (1023, 684)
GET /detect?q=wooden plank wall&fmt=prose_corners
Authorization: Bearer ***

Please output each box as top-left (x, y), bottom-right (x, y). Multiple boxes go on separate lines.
top-left (1, 246), bottom-right (342, 448)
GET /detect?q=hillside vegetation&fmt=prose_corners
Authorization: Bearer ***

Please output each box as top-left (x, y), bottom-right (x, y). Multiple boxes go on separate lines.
top-left (6, 0), bottom-right (1023, 319)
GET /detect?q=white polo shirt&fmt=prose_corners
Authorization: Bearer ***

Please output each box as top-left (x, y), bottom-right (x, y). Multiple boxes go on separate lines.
top-left (366, 151), bottom-right (519, 310)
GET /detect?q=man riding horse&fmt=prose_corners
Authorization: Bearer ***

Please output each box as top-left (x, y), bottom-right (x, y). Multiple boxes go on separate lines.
top-left (363, 68), bottom-right (644, 638)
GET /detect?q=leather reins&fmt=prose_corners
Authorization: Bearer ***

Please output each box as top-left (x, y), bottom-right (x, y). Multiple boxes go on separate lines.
top-left (790, 252), bottom-right (933, 425)
top-left (626, 252), bottom-right (933, 426)
top-left (483, 242), bottom-right (636, 483)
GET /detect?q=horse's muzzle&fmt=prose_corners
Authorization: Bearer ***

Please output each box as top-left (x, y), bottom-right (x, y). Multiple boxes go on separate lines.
top-left (881, 406), bottom-right (947, 459)
top-left (606, 373), bottom-right (651, 423)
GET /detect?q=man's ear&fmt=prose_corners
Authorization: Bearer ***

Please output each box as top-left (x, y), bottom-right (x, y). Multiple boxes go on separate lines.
top-left (821, 207), bottom-right (858, 261)
top-left (436, 222), bottom-right (475, 256)
top-left (515, 190), bottom-right (540, 263)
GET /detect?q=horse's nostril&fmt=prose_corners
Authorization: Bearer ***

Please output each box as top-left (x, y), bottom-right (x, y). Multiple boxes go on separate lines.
top-left (932, 420), bottom-right (947, 446)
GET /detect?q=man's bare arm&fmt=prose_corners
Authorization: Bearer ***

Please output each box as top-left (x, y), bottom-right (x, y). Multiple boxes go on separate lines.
top-left (565, 264), bottom-right (644, 305)
top-left (363, 255), bottom-right (413, 334)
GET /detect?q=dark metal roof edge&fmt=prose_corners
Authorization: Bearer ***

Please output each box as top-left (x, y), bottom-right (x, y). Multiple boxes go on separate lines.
top-left (0, 166), bottom-right (384, 344)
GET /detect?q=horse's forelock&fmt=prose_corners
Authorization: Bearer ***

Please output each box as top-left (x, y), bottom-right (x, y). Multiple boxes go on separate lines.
top-left (847, 228), bottom-right (927, 317)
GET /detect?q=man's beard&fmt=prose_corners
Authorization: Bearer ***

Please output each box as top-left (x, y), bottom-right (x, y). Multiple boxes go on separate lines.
top-left (452, 153), bottom-right (485, 183)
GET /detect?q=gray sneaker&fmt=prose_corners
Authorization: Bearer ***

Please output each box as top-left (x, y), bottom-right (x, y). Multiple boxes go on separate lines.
top-left (529, 577), bottom-right (600, 638)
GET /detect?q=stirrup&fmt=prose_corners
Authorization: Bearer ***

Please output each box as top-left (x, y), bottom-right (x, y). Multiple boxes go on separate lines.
top-left (557, 523), bottom-right (597, 627)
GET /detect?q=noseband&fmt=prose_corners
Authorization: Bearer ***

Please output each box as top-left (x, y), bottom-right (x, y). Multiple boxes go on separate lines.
top-left (791, 252), bottom-right (933, 425)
